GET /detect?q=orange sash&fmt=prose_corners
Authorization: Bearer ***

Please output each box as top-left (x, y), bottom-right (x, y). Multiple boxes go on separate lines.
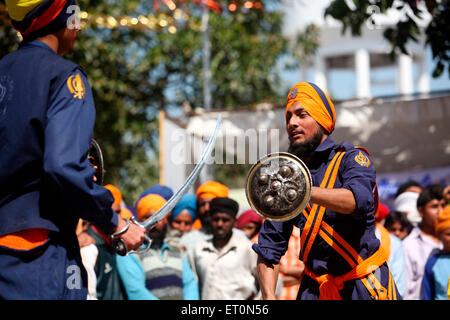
top-left (0, 228), bottom-right (50, 251)
top-left (299, 150), bottom-right (395, 300)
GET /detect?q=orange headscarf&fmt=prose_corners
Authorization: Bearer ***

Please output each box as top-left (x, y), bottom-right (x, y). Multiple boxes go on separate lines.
top-left (104, 184), bottom-right (122, 206)
top-left (136, 193), bottom-right (167, 220)
top-left (435, 205), bottom-right (450, 234)
top-left (196, 181), bottom-right (229, 201)
top-left (119, 207), bottom-right (133, 220)
top-left (285, 82), bottom-right (336, 134)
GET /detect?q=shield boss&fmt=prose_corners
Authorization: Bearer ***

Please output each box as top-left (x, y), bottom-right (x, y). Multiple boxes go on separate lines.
top-left (245, 152), bottom-right (312, 221)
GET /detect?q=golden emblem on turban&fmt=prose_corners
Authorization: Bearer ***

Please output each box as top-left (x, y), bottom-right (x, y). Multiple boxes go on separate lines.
top-left (67, 73), bottom-right (86, 99)
top-left (290, 87), bottom-right (298, 99)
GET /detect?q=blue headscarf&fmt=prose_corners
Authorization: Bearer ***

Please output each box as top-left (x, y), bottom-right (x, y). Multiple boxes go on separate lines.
top-left (170, 194), bottom-right (197, 221)
top-left (136, 184), bottom-right (174, 205)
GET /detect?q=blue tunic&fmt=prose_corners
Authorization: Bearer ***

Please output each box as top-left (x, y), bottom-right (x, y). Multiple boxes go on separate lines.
top-left (0, 40), bottom-right (117, 236)
top-left (422, 250), bottom-right (450, 300)
top-left (0, 40), bottom-right (117, 299)
top-left (253, 137), bottom-right (400, 299)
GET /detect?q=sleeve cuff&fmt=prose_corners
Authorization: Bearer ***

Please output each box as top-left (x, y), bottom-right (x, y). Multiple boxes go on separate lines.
top-left (252, 243), bottom-right (282, 265)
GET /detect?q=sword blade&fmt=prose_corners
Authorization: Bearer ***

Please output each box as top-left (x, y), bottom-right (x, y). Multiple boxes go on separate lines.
top-left (141, 115), bottom-right (222, 229)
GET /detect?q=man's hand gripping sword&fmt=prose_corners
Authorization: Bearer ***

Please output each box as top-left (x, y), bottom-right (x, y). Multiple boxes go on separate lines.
top-left (112, 115), bottom-right (222, 256)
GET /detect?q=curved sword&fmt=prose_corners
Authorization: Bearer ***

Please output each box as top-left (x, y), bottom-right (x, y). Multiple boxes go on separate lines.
top-left (114, 115), bottom-right (222, 255)
top-left (142, 114), bottom-right (222, 229)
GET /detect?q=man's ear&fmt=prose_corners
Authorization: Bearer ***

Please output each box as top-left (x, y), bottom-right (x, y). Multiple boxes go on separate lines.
top-left (417, 206), bottom-right (425, 218)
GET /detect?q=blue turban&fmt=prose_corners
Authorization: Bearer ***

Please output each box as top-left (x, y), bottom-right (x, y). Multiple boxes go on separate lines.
top-left (170, 194), bottom-right (197, 221)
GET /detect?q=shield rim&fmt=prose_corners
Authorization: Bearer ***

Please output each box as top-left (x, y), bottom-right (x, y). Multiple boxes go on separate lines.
top-left (245, 152), bottom-right (312, 222)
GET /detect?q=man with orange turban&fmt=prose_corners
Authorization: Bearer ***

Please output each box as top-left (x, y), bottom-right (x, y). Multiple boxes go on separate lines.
top-left (117, 194), bottom-right (199, 300)
top-left (0, 1), bottom-right (145, 299)
top-left (194, 180), bottom-right (229, 230)
top-left (253, 82), bottom-right (401, 300)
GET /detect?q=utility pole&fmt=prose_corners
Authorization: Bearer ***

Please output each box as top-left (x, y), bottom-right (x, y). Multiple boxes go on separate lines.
top-left (201, 1), bottom-right (212, 111)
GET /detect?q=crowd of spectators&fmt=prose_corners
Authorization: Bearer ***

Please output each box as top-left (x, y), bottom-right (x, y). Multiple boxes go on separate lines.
top-left (76, 180), bottom-right (450, 300)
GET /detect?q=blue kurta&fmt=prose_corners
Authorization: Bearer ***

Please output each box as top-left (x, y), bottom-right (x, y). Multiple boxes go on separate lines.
top-left (253, 137), bottom-right (400, 299)
top-left (0, 40), bottom-right (117, 299)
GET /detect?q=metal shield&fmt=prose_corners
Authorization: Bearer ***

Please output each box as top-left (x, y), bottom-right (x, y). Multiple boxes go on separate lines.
top-left (245, 152), bottom-right (312, 221)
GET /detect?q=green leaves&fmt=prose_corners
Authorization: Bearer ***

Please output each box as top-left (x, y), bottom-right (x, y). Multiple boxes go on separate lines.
top-left (324, 0), bottom-right (450, 78)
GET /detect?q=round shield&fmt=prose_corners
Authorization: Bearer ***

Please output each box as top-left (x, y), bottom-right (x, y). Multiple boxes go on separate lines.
top-left (88, 138), bottom-right (105, 185)
top-left (245, 152), bottom-right (312, 222)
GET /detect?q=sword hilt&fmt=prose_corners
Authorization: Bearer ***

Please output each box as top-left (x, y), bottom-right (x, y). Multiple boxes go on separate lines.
top-left (112, 237), bottom-right (128, 256)
top-left (112, 217), bottom-right (152, 256)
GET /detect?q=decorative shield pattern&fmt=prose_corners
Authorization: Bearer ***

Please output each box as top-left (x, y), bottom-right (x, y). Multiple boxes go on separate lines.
top-left (245, 152), bottom-right (312, 221)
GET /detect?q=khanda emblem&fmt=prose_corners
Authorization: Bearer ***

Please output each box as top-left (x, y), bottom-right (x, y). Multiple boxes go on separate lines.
top-left (355, 151), bottom-right (371, 167)
top-left (67, 73), bottom-right (86, 99)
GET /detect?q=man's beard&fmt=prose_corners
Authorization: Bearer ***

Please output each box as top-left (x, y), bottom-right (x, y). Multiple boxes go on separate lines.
top-left (288, 126), bottom-right (325, 159)
top-left (149, 224), bottom-right (167, 249)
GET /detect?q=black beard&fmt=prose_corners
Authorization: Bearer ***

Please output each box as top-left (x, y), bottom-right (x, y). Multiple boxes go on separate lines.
top-left (288, 127), bottom-right (324, 159)
top-left (149, 224), bottom-right (167, 249)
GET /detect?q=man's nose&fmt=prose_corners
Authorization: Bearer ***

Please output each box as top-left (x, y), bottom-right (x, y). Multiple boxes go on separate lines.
top-left (287, 115), bottom-right (298, 130)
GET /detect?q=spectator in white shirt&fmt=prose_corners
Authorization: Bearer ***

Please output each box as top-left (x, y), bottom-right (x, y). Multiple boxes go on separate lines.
top-left (190, 197), bottom-right (259, 300)
top-left (403, 185), bottom-right (444, 299)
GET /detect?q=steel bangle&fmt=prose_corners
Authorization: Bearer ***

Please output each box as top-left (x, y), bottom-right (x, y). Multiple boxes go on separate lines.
top-left (111, 218), bottom-right (130, 238)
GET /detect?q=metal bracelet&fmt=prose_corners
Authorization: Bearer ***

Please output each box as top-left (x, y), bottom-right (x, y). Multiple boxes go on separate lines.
top-left (111, 218), bottom-right (130, 238)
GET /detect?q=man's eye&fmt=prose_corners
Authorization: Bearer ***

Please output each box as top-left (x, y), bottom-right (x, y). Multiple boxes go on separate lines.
top-left (299, 112), bottom-right (308, 118)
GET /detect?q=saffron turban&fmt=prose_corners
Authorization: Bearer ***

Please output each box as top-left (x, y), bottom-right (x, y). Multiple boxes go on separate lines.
top-left (435, 205), bottom-right (450, 234)
top-left (6, 0), bottom-right (77, 39)
top-left (285, 82), bottom-right (336, 134)
top-left (170, 194), bottom-right (197, 222)
top-left (136, 194), bottom-right (167, 220)
top-left (104, 184), bottom-right (122, 206)
top-left (119, 207), bottom-right (133, 220)
top-left (196, 181), bottom-right (229, 201)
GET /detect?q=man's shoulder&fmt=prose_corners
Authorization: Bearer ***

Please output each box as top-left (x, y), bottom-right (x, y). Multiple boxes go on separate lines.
top-left (337, 141), bottom-right (372, 157)
top-left (180, 229), bottom-right (209, 242)
top-left (336, 142), bottom-right (375, 171)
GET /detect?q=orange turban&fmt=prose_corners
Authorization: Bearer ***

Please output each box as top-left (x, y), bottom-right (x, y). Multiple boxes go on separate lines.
top-left (120, 207), bottom-right (133, 220)
top-left (104, 184), bottom-right (122, 206)
top-left (196, 181), bottom-right (229, 201)
top-left (435, 205), bottom-right (450, 234)
top-left (136, 194), bottom-right (167, 220)
top-left (285, 82), bottom-right (336, 134)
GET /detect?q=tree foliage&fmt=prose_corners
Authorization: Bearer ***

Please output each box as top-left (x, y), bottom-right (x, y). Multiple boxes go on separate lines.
top-left (324, 0), bottom-right (450, 77)
top-left (0, 0), bottom-right (292, 203)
